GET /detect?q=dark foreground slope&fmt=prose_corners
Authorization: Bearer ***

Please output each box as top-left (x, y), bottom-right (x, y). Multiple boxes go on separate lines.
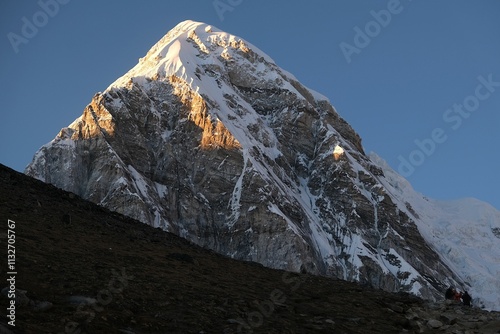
top-left (0, 164), bottom-right (499, 334)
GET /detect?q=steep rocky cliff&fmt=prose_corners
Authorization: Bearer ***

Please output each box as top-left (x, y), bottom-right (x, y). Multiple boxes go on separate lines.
top-left (26, 20), bottom-right (500, 308)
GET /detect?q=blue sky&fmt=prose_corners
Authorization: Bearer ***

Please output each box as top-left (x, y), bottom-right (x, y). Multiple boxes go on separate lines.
top-left (1, 0), bottom-right (499, 210)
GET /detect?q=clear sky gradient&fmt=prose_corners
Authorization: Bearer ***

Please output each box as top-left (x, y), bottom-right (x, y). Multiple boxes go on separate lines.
top-left (1, 1), bottom-right (499, 210)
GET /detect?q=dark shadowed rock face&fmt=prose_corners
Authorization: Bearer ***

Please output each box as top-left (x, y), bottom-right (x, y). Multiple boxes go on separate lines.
top-left (25, 20), bottom-right (463, 302)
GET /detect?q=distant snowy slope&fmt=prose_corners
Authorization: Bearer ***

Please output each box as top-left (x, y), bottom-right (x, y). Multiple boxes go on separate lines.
top-left (371, 153), bottom-right (500, 310)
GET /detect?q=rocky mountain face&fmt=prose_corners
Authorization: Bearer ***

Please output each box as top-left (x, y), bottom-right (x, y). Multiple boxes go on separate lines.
top-left (26, 20), bottom-right (500, 308)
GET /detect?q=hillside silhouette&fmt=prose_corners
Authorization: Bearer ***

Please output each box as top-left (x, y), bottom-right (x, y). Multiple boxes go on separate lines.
top-left (1, 164), bottom-right (499, 333)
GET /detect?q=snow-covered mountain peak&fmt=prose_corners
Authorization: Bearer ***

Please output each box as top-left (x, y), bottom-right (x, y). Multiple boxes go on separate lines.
top-left (26, 20), bottom-right (500, 310)
top-left (108, 20), bottom-right (273, 92)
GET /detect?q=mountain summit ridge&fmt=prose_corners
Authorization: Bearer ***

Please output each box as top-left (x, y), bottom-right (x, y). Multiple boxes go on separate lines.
top-left (26, 20), bottom-right (500, 310)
